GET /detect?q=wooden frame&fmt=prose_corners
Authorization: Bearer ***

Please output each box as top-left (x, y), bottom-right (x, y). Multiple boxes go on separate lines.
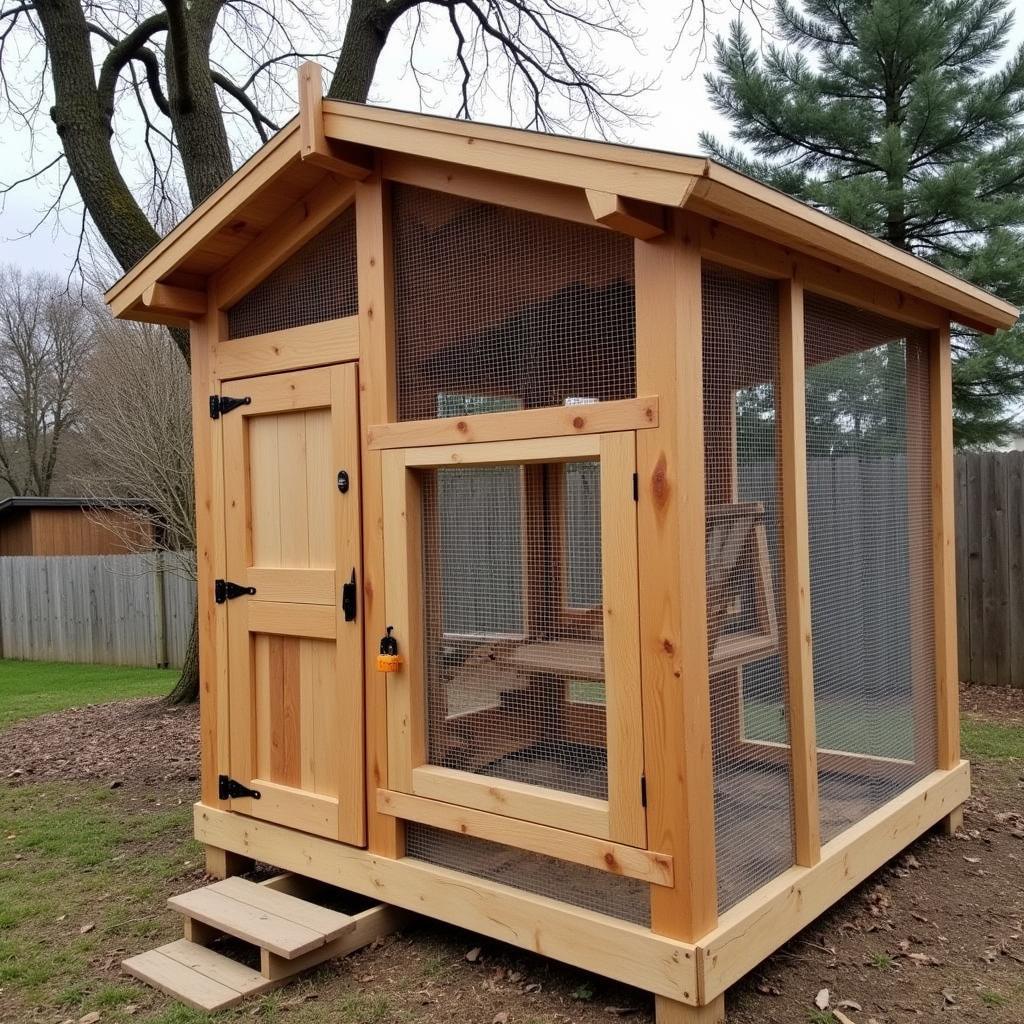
top-left (382, 432), bottom-right (646, 848)
top-left (104, 67), bottom-right (1014, 1020)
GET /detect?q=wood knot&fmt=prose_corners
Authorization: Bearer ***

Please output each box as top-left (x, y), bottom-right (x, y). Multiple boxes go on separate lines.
top-left (572, 415), bottom-right (585, 429)
top-left (651, 454), bottom-right (670, 508)
top-left (456, 420), bottom-right (468, 433)
top-left (662, 638), bottom-right (675, 655)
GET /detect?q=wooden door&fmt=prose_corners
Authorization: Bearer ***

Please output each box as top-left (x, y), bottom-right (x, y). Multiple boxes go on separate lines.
top-left (218, 363), bottom-right (364, 845)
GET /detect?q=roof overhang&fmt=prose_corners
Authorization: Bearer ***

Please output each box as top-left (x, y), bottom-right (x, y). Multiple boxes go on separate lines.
top-left (105, 67), bottom-right (1019, 335)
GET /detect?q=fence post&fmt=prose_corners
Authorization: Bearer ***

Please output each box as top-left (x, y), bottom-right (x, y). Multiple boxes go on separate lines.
top-left (153, 550), bottom-right (170, 669)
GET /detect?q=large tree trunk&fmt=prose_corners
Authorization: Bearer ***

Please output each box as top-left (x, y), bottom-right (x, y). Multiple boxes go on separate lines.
top-left (165, 600), bottom-right (200, 704)
top-left (328, 0), bottom-right (392, 101)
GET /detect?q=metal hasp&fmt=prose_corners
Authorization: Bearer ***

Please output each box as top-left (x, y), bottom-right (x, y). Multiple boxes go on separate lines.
top-left (218, 775), bottom-right (261, 800)
top-left (215, 579), bottom-right (256, 603)
top-left (210, 395), bottom-right (251, 419)
top-left (341, 568), bottom-right (357, 621)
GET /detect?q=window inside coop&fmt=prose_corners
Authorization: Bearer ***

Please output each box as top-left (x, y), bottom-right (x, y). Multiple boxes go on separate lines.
top-left (420, 459), bottom-right (608, 802)
top-left (702, 263), bottom-right (795, 913)
top-left (226, 205), bottom-right (358, 339)
top-left (804, 294), bottom-right (936, 844)
top-left (391, 184), bottom-right (636, 422)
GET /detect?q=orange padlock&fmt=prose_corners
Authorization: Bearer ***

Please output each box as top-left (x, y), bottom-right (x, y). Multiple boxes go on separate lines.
top-left (376, 626), bottom-right (402, 673)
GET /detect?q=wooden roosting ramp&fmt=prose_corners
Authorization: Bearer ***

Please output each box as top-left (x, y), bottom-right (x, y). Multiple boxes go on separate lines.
top-left (107, 58), bottom-right (1016, 1024)
top-left (124, 875), bottom-right (406, 1011)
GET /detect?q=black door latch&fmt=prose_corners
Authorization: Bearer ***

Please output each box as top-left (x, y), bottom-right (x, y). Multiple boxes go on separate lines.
top-left (219, 775), bottom-right (261, 800)
top-left (215, 579), bottom-right (256, 603)
top-left (341, 569), bottom-right (357, 621)
top-left (337, 469), bottom-right (350, 493)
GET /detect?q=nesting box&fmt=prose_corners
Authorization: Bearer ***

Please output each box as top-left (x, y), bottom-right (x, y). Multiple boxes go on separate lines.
top-left (105, 64), bottom-right (1017, 1022)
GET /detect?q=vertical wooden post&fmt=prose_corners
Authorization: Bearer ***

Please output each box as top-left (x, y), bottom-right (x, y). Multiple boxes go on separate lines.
top-left (777, 275), bottom-right (820, 867)
top-left (356, 170), bottom-right (404, 858)
top-left (635, 211), bottom-right (717, 946)
top-left (191, 310), bottom-right (228, 810)
top-left (153, 549), bottom-right (169, 669)
top-left (931, 322), bottom-right (960, 770)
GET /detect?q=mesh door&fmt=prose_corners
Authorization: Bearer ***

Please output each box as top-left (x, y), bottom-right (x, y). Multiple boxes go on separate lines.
top-left (420, 460), bottom-right (608, 800)
top-left (391, 185), bottom-right (636, 421)
top-left (804, 295), bottom-right (936, 843)
top-left (702, 264), bottom-right (794, 912)
top-left (226, 206), bottom-right (358, 339)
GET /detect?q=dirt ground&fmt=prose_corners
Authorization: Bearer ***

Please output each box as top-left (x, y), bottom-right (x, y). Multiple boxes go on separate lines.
top-left (1, 688), bottom-right (1023, 1024)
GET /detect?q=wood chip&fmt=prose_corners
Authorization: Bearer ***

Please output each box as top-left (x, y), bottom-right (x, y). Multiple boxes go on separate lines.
top-left (465, 947), bottom-right (481, 963)
top-left (814, 988), bottom-right (830, 1010)
top-left (833, 1012), bottom-right (857, 1024)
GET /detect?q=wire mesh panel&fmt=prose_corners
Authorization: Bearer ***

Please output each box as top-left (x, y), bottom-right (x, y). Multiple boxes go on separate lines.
top-left (804, 294), bottom-right (936, 843)
top-left (406, 823), bottom-right (650, 926)
top-left (391, 185), bottom-right (636, 421)
top-left (702, 264), bottom-right (794, 912)
top-left (420, 460), bottom-right (608, 801)
top-left (226, 206), bottom-right (357, 339)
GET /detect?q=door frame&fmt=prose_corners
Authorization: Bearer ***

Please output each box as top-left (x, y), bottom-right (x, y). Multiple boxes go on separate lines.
top-left (381, 431), bottom-right (646, 847)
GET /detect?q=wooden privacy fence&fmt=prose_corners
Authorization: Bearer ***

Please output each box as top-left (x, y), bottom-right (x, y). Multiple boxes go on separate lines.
top-left (0, 552), bottom-right (196, 668)
top-left (956, 451), bottom-right (1024, 688)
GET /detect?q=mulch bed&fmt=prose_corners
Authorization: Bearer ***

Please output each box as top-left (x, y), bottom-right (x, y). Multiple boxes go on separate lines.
top-left (0, 697), bottom-right (199, 787)
top-left (962, 681), bottom-right (1024, 724)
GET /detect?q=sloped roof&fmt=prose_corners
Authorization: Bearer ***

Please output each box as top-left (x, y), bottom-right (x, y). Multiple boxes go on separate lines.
top-left (104, 96), bottom-right (1019, 334)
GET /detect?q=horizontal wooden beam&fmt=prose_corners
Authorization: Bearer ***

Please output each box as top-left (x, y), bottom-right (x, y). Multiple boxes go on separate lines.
top-left (410, 765), bottom-right (610, 838)
top-left (696, 761), bottom-right (970, 1000)
top-left (141, 283), bottom-right (207, 319)
top-left (402, 433), bottom-right (600, 469)
top-left (193, 802), bottom-right (701, 1004)
top-left (298, 62), bottom-right (372, 180)
top-left (377, 789), bottom-right (673, 886)
top-left (694, 216), bottom-right (948, 330)
top-left (586, 189), bottom-right (666, 239)
top-left (368, 396), bottom-right (658, 450)
top-left (215, 317), bottom-right (359, 380)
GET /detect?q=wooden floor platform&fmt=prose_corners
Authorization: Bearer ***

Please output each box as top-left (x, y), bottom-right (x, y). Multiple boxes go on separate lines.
top-left (124, 874), bottom-right (407, 1012)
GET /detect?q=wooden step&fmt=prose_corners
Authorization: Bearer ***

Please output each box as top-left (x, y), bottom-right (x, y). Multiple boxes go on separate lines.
top-left (123, 940), bottom-right (273, 1012)
top-left (168, 877), bottom-right (355, 958)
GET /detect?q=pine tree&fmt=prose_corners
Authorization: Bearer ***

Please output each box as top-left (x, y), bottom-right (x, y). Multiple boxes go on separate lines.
top-left (703, 0), bottom-right (1024, 447)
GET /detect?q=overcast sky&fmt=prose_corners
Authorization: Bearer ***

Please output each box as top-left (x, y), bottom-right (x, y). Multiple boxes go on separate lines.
top-left (1, 3), bottom-right (1021, 280)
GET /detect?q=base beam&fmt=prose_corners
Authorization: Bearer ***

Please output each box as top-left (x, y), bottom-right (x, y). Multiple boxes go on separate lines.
top-left (655, 994), bottom-right (725, 1024)
top-left (205, 845), bottom-right (254, 880)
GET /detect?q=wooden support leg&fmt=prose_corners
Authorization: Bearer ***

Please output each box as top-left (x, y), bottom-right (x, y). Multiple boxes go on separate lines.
top-left (205, 845), bottom-right (254, 880)
top-left (183, 917), bottom-right (220, 945)
top-left (655, 994), bottom-right (726, 1024)
top-left (936, 804), bottom-right (964, 837)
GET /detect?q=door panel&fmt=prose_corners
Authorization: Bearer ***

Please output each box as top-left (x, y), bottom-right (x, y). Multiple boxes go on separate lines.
top-left (218, 363), bottom-right (365, 845)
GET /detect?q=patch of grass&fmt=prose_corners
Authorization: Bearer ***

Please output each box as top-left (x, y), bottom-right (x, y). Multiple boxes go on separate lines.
top-left (0, 658), bottom-right (173, 727)
top-left (979, 988), bottom-right (1009, 1007)
top-left (867, 952), bottom-right (896, 970)
top-left (0, 782), bottom-right (195, 1016)
top-left (808, 1012), bottom-right (837, 1024)
top-left (962, 718), bottom-right (1024, 760)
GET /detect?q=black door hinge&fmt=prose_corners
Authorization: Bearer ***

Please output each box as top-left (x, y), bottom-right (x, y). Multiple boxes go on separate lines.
top-left (210, 395), bottom-right (251, 419)
top-left (219, 775), bottom-right (261, 800)
top-left (640, 774), bottom-right (647, 807)
top-left (341, 568), bottom-right (357, 622)
top-left (215, 579), bottom-right (256, 603)
top-left (632, 472), bottom-right (639, 502)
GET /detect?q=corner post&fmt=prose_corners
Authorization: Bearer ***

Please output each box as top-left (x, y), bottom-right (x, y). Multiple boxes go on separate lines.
top-left (635, 210), bottom-right (718, 949)
top-left (191, 304), bottom-right (228, 812)
top-left (931, 322), bottom-right (960, 771)
top-left (778, 274), bottom-right (821, 866)
top-left (356, 168), bottom-right (404, 858)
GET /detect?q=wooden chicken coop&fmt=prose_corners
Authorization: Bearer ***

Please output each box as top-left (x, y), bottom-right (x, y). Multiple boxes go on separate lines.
top-left (105, 64), bottom-right (1018, 1022)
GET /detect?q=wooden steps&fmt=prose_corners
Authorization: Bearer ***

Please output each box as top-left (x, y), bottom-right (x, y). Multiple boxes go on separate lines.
top-left (123, 874), bottom-right (407, 1012)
